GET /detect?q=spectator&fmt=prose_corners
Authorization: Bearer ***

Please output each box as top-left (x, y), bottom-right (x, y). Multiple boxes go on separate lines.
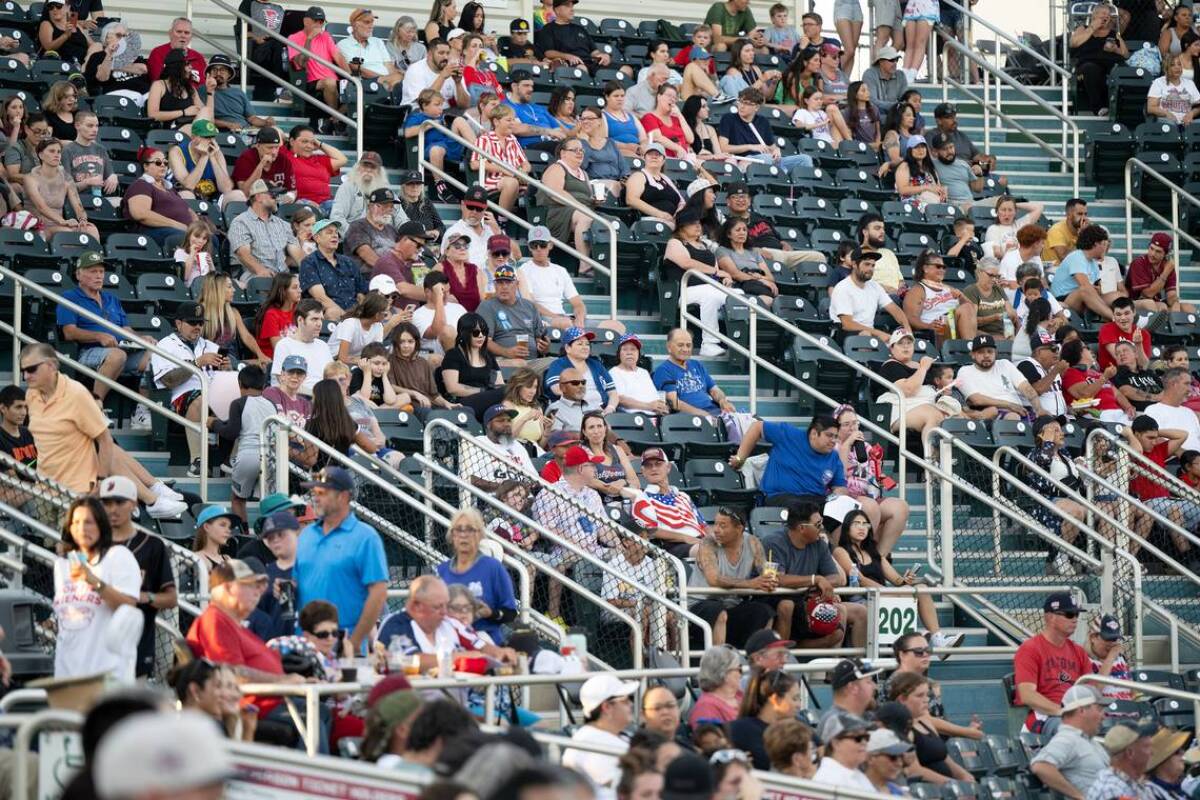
top-left (286, 7), bottom-right (348, 132)
top-left (147, 48), bottom-right (205, 128)
top-left (1060, 338), bottom-right (1134, 424)
top-left (504, 70), bottom-right (566, 150)
top-left (438, 230), bottom-right (488, 314)
top-left (720, 39), bottom-right (774, 98)
top-left (577, 105), bottom-right (629, 195)
top-left (702, 0), bottom-right (758, 52)
top-left (38, 0), bottom-right (98, 65)
top-left (817, 42), bottom-right (849, 102)
top-left (175, 218), bottom-right (219, 286)
top-left (660, 207), bottom-right (731, 354)
top-left (1163, 345), bottom-right (1200, 414)
top-left (436, 507), bottom-right (517, 643)
top-left (1127, 232), bottom-right (1195, 312)
top-left (623, 447), bottom-right (709, 558)
top-left (878, 102), bottom-right (918, 180)
top-left (854, 212), bottom-right (904, 294)
top-left (984, 195), bottom-right (1045, 260)
top-left (442, 184), bottom-right (504, 273)
top-left (344, 188), bottom-right (402, 273)
top-left (1086, 724), bottom-right (1156, 800)
top-left (828, 247), bottom-right (909, 341)
top-left (1126, 414), bottom-right (1200, 564)
top-left (266, 598), bottom-right (348, 683)
top-left (0, 385), bottom-right (36, 475)
top-left (463, 403), bottom-right (536, 491)
top-left (680, 47), bottom-right (726, 104)
top-left (232, 126), bottom-right (296, 202)
top-left (955, 332), bottom-right (1047, 416)
top-left (62, 111), bottom-right (117, 197)
top-left (191, 504), bottom-right (236, 572)
top-left (763, 3), bottom-right (801, 54)
top-left (561, 674), bottom-right (635, 793)
top-left (546, 325), bottom-right (618, 405)
top-left (228, 179), bottom-right (304, 287)
top-left (930, 130), bottom-right (988, 207)
top-left (624, 65), bottom-right (671, 119)
top-left (514, 226), bottom-right (583, 330)
top-left (876, 329), bottom-right (948, 448)
top-left (400, 37), bottom-right (469, 109)
top-left (888, 672), bottom-right (976, 785)
top-left (499, 368), bottom-right (549, 446)
top-left (52, 495), bottom-right (141, 681)
top-left (1161, 4), bottom-right (1194, 57)
top-left (652, 327), bottom-right (736, 414)
top-left (862, 47), bottom-right (907, 114)
top-left (440, 313), bottom-right (506, 416)
top-left (534, 0), bottom-right (612, 73)
top-left (957, 258), bottom-right (1019, 340)
top-left (300, 219), bottom-right (366, 320)
top-left (763, 719), bottom-right (818, 780)
top-left (1070, 3), bottom-right (1128, 116)
top-left (0, 94), bottom-right (24, 143)
top-left (717, 88), bottom-right (813, 171)
top-left (121, 145), bottom-right (198, 243)
top-left (1051, 224), bottom-right (1119, 320)
top-left (625, 142), bottom-right (685, 224)
top-left (1148, 54), bottom-right (1200, 124)
top-left (688, 508), bottom-right (786, 647)
top-left (338, 8), bottom-right (403, 95)
top-left (1001, 225), bottom-right (1049, 299)
top-left (206, 53), bottom-right (273, 131)
top-left (1112, 340), bottom-right (1163, 411)
top-left (84, 22), bottom-right (151, 99)
top-left (845, 81), bottom-right (881, 150)
top-left (597, 81), bottom-right (647, 158)
top-left (473, 105), bottom-right (529, 212)
top-left (265, 356), bottom-right (313, 439)
top-left (413, 272), bottom-right (467, 357)
top-left (863, 729), bottom-right (913, 794)
top-left (892, 135), bottom-right (947, 207)
top-left (723, 181), bottom-right (825, 266)
top-left (3, 112), bottom-right (52, 192)
top-left (282, 124), bottom-right (346, 211)
top-left (331, 153), bottom-right (405, 232)
top-left (811, 713), bottom-right (876, 791)
top-left (168, 119), bottom-right (244, 207)
top-left (25, 138), bottom-right (99, 239)
top-left (57, 251), bottom-right (151, 409)
top-left (1014, 592), bottom-right (1091, 735)
top-left (933, 102), bottom-right (1003, 187)
top-left (715, 217), bottom-right (779, 307)
top-left (610, 334), bottom-right (669, 415)
top-left (238, 0), bottom-right (286, 101)
top-left (270, 299), bottom-right (329, 395)
top-left (92, 711), bottom-right (235, 800)
top-left (253, 272), bottom-right (300, 359)
top-left (689, 645), bottom-right (744, 728)
top-left (398, 169), bottom-right (445, 241)
top-left (170, 658), bottom-right (245, 739)
top-left (499, 17), bottom-right (539, 67)
top-left (477, 264), bottom-right (551, 366)
top-left (379, 574), bottom-right (518, 669)
top-left (539, 138), bottom-right (598, 261)
top-left (403, 89), bottom-right (469, 203)
top-left (1146, 728), bottom-right (1192, 800)
top-left (730, 668), bottom-right (798, 770)
top-left (543, 364), bottom-right (599, 432)
top-left (1087, 613), bottom-right (1134, 700)
top-left (1017, 328), bottom-right (1071, 417)
top-left (1043, 198), bottom-right (1089, 264)
top-left (462, 34), bottom-right (505, 104)
top-left (580, 411), bottom-right (639, 496)
top-left (147, 17), bottom-right (207, 82)
top-left (371, 225), bottom-right (430, 302)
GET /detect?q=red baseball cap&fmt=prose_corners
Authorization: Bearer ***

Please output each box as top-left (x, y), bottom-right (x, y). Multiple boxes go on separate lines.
top-left (563, 445), bottom-right (604, 468)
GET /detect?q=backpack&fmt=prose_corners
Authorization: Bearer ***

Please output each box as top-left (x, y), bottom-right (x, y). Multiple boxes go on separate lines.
top-left (656, 19), bottom-right (684, 42)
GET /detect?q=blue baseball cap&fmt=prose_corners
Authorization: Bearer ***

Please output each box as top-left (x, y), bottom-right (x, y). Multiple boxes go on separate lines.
top-left (617, 333), bottom-right (642, 350)
top-left (281, 355), bottom-right (308, 373)
top-left (690, 45), bottom-right (711, 60)
top-left (562, 326), bottom-right (594, 346)
top-left (483, 404), bottom-right (519, 426)
top-left (194, 505), bottom-right (237, 530)
top-left (259, 510), bottom-right (302, 537)
top-left (301, 466), bottom-right (355, 493)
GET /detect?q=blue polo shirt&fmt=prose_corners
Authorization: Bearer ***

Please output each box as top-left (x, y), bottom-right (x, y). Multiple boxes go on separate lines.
top-left (1050, 249), bottom-right (1100, 299)
top-left (299, 250), bottom-right (368, 312)
top-left (295, 512), bottom-right (388, 633)
top-left (503, 99), bottom-right (562, 148)
top-left (652, 358), bottom-right (718, 413)
top-left (759, 421), bottom-right (846, 497)
top-left (56, 288), bottom-right (128, 348)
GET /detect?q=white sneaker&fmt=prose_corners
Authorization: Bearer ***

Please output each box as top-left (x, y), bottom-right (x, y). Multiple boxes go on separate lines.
top-left (152, 481), bottom-right (183, 501)
top-left (930, 631), bottom-right (965, 659)
top-left (130, 405), bottom-right (152, 431)
top-left (146, 495), bottom-right (188, 519)
top-left (698, 344), bottom-right (727, 358)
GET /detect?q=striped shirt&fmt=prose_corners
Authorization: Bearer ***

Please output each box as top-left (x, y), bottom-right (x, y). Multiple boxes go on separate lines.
top-left (227, 209), bottom-right (298, 287)
top-left (475, 131), bottom-right (525, 191)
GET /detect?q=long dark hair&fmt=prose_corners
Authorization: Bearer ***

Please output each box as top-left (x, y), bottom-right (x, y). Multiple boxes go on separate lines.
top-left (457, 1), bottom-right (485, 33)
top-left (1023, 297), bottom-right (1052, 339)
top-left (548, 86), bottom-right (575, 119)
top-left (60, 496), bottom-right (115, 559)
top-left (683, 188), bottom-right (721, 240)
top-left (305, 378), bottom-right (358, 454)
top-left (252, 272), bottom-right (297, 336)
top-left (739, 669), bottom-right (797, 718)
top-left (718, 216), bottom-right (748, 249)
top-left (388, 320), bottom-right (423, 361)
top-left (845, 80), bottom-right (877, 122)
top-left (780, 47), bottom-right (820, 105)
top-left (454, 312), bottom-right (490, 354)
top-left (161, 56), bottom-right (195, 97)
top-left (729, 37), bottom-right (756, 72)
top-left (681, 95), bottom-right (707, 149)
top-left (903, 139), bottom-right (936, 180)
top-left (841, 509), bottom-right (881, 568)
top-left (883, 102), bottom-right (916, 140)
top-left (912, 249), bottom-right (942, 282)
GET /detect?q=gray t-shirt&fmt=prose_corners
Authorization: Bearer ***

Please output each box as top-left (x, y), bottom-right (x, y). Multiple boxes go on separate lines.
top-left (344, 218), bottom-right (398, 271)
top-left (212, 87), bottom-right (255, 128)
top-left (61, 141), bottom-right (113, 187)
top-left (476, 296), bottom-right (548, 348)
top-left (3, 140), bottom-right (38, 175)
top-left (236, 394), bottom-right (276, 455)
top-left (934, 157), bottom-right (976, 204)
top-left (250, 0), bottom-right (285, 33)
top-left (1029, 724), bottom-right (1109, 795)
top-left (716, 246), bottom-right (767, 275)
top-left (760, 531), bottom-right (838, 579)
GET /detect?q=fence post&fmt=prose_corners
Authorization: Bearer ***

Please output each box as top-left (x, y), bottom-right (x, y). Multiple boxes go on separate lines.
top-left (939, 436), bottom-right (955, 585)
top-left (748, 304), bottom-right (757, 416)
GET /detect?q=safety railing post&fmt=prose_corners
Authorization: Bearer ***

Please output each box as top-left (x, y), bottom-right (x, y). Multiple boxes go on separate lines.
top-left (1173, 190), bottom-right (1180, 259)
top-left (11, 281), bottom-right (20, 385)
top-left (748, 303), bottom-right (757, 416)
top-left (1126, 161), bottom-right (1135, 264)
top-left (939, 437), bottom-right (954, 584)
top-left (240, 24), bottom-right (248, 93)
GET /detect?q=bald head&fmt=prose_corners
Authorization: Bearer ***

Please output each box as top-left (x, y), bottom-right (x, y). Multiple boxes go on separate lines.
top-left (559, 367), bottom-right (585, 400)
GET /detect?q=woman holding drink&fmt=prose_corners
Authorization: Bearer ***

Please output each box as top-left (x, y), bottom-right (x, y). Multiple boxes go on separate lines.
top-left (687, 508), bottom-right (792, 647)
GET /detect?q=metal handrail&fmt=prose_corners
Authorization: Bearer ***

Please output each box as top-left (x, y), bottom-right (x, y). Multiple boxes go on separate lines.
top-left (935, 0), bottom-right (1074, 87)
top-left (1088, 426), bottom-right (1200, 514)
top-left (1124, 158), bottom-right (1200, 265)
top-left (11, 709), bottom-right (84, 800)
top-left (205, 0), bottom-right (364, 155)
top-left (1075, 674), bottom-right (1200, 727)
top-left (416, 118), bottom-right (619, 320)
top-left (678, 267), bottom-right (910, 488)
top-left (933, 34), bottom-right (1081, 197)
top-left (2, 265), bottom-right (210, 499)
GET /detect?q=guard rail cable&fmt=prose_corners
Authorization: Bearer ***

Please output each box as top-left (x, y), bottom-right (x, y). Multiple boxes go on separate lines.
top-left (259, 416), bottom-right (635, 666)
top-left (926, 429), bottom-right (1134, 649)
top-left (1124, 158), bottom-right (1200, 271)
top-left (1075, 674), bottom-right (1200, 729)
top-left (931, 34), bottom-right (1082, 197)
top-left (0, 264), bottom-right (212, 499)
top-left (417, 118), bottom-right (619, 320)
top-left (198, 0), bottom-right (365, 155)
top-left (417, 418), bottom-right (713, 664)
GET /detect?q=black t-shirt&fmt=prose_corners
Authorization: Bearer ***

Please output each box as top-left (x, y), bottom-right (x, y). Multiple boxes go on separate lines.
top-left (248, 560), bottom-right (295, 641)
top-left (84, 51), bottom-right (153, 97)
top-left (47, 113), bottom-right (76, 143)
top-left (121, 530), bottom-right (176, 677)
top-left (349, 367), bottom-right (386, 406)
top-left (1112, 366), bottom-right (1162, 410)
top-left (743, 212), bottom-right (784, 250)
top-left (534, 21), bottom-right (595, 60)
top-left (878, 359), bottom-right (919, 400)
top-left (440, 346), bottom-right (500, 393)
top-left (500, 42), bottom-right (535, 60)
top-left (1114, 0), bottom-right (1161, 42)
top-left (956, 239), bottom-right (984, 273)
top-left (0, 425), bottom-right (37, 467)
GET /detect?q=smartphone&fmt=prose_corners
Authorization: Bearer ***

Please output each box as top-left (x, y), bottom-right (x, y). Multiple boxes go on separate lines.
top-left (404, 303), bottom-right (417, 313)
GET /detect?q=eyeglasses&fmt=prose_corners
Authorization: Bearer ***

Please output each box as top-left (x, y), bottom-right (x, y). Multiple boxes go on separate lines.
top-left (448, 603), bottom-right (475, 613)
top-left (1054, 611), bottom-right (1080, 619)
top-left (144, 159), bottom-right (167, 166)
top-left (20, 361), bottom-right (45, 375)
top-left (562, 379), bottom-right (586, 386)
top-left (983, 271), bottom-right (1001, 278)
top-left (310, 629), bottom-right (338, 639)
top-left (902, 647), bottom-right (931, 657)
top-left (562, 147), bottom-right (584, 154)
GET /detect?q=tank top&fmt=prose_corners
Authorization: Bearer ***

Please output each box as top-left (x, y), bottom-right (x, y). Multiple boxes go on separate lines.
top-left (592, 444), bottom-right (627, 485)
top-left (848, 547), bottom-right (887, 585)
top-left (918, 280), bottom-right (957, 324)
top-left (440, 259), bottom-right (482, 312)
top-left (176, 144), bottom-right (218, 200)
top-left (913, 725), bottom-right (954, 778)
top-left (157, 81), bottom-right (194, 122)
top-left (665, 239), bottom-right (715, 282)
top-left (688, 534), bottom-right (756, 608)
top-left (637, 170), bottom-right (683, 217)
top-left (603, 109), bottom-right (639, 144)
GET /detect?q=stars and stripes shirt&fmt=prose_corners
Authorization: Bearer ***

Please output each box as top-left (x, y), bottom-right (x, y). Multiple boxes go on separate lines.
top-left (631, 485), bottom-right (707, 540)
top-left (475, 131), bottom-right (527, 191)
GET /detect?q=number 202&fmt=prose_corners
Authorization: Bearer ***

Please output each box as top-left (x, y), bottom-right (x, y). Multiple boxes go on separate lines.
top-left (878, 606), bottom-right (916, 634)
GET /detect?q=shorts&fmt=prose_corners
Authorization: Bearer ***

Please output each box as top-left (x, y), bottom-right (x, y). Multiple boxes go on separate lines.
top-left (231, 447), bottom-right (260, 500)
top-left (1145, 497), bottom-right (1200, 530)
top-left (874, 0), bottom-right (903, 30)
top-left (78, 345), bottom-right (146, 376)
top-left (834, 0), bottom-right (864, 23)
top-left (171, 389), bottom-right (203, 415)
top-left (691, 598), bottom-right (776, 649)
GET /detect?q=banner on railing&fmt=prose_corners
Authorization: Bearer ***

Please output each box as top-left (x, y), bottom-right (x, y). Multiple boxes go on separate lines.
top-left (225, 743), bottom-right (428, 800)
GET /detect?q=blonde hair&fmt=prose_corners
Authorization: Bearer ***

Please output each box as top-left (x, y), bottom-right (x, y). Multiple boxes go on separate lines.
top-left (323, 361), bottom-right (351, 379)
top-left (42, 81), bottom-right (76, 115)
top-left (489, 103), bottom-right (515, 122)
top-left (445, 507), bottom-right (486, 546)
top-left (197, 273), bottom-right (237, 343)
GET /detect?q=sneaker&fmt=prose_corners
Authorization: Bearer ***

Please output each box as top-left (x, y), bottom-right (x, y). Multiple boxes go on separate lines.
top-left (549, 616), bottom-right (567, 631)
top-left (130, 405), bottom-right (152, 431)
top-left (146, 495), bottom-right (188, 520)
top-left (187, 458), bottom-right (202, 478)
top-left (152, 481), bottom-right (183, 502)
top-left (434, 181), bottom-right (456, 203)
top-left (698, 343), bottom-right (727, 358)
top-left (711, 93), bottom-right (735, 104)
top-left (1049, 551), bottom-right (1075, 576)
top-left (929, 631), bottom-right (965, 659)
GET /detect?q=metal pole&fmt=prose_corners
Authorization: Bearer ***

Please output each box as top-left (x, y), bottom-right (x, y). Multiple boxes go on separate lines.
top-left (983, 70), bottom-right (991, 155)
top-left (939, 437), bottom-right (954, 584)
top-left (1173, 191), bottom-right (1180, 260)
top-left (748, 304), bottom-right (757, 416)
top-left (306, 687), bottom-right (320, 757)
top-left (240, 24), bottom-right (248, 93)
top-left (1126, 162), bottom-right (1135, 264)
top-left (10, 282), bottom-right (19, 385)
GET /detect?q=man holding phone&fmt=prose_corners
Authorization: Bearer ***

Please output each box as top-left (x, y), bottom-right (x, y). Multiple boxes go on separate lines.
top-left (440, 185), bottom-right (511, 267)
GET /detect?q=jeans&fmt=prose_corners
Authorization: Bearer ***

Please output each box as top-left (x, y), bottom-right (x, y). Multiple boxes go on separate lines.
top-left (742, 152), bottom-right (814, 172)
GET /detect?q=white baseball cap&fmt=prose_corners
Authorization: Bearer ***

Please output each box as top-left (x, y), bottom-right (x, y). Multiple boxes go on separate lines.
top-left (97, 475), bottom-right (138, 502)
top-left (94, 711), bottom-right (234, 799)
top-left (1060, 684), bottom-right (1100, 713)
top-left (369, 274), bottom-right (399, 295)
top-left (579, 673), bottom-right (637, 716)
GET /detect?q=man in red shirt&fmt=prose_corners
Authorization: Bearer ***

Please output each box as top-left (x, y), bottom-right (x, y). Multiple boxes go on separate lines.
top-left (232, 127), bottom-right (296, 202)
top-left (147, 17), bottom-right (207, 83)
top-left (1125, 232), bottom-right (1196, 313)
top-left (1013, 592), bottom-right (1090, 737)
top-left (1097, 296), bottom-right (1151, 373)
top-left (280, 124), bottom-right (347, 211)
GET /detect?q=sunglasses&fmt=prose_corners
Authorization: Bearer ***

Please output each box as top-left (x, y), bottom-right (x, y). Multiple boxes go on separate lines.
top-left (841, 734), bottom-right (871, 743)
top-left (470, 329), bottom-right (487, 336)
top-left (144, 159), bottom-right (167, 166)
top-left (491, 250), bottom-right (510, 257)
top-left (561, 379), bottom-right (586, 387)
top-left (530, 241), bottom-right (550, 248)
top-left (1054, 611), bottom-right (1080, 619)
top-left (926, 262), bottom-right (946, 269)
top-left (903, 647), bottom-right (931, 657)
top-left (449, 240), bottom-right (470, 248)
top-left (310, 629), bottom-right (338, 639)
top-left (20, 361), bottom-right (45, 375)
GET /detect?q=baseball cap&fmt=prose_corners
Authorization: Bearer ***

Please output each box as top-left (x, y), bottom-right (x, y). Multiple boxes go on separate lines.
top-left (744, 629), bottom-right (794, 656)
top-left (255, 126), bottom-right (281, 144)
top-left (563, 445), bottom-right (604, 468)
top-left (618, 333), bottom-right (643, 350)
top-left (969, 334), bottom-right (996, 352)
top-left (483, 404), bottom-right (519, 426)
top-left (304, 5), bottom-right (326, 21)
top-left (852, 246), bottom-right (882, 262)
top-left (247, 179), bottom-right (271, 197)
top-left (208, 53), bottom-right (234, 72)
top-left (934, 102), bottom-right (958, 118)
top-left (546, 430), bottom-right (580, 448)
top-left (190, 118), bottom-right (218, 138)
top-left (875, 45), bottom-right (901, 62)
top-left (551, 0), bottom-right (578, 7)
top-left (819, 711), bottom-right (871, 742)
top-left (528, 225), bottom-right (553, 243)
top-left (401, 169), bottom-right (424, 184)
top-left (194, 505), bottom-right (237, 529)
top-left (675, 207), bottom-right (702, 228)
top-left (820, 42), bottom-right (842, 57)
top-left (98, 475), bottom-right (138, 502)
top-left (446, 26), bottom-right (466, 40)
top-left (488, 234), bottom-right (512, 253)
top-left (1102, 722), bottom-right (1156, 755)
top-left (1033, 330), bottom-right (1059, 351)
top-left (76, 251), bottom-right (105, 270)
top-left (1044, 591), bottom-right (1081, 614)
top-left (562, 326), bottom-right (594, 345)
top-left (510, 18), bottom-right (531, 32)
top-left (302, 466), bottom-right (355, 493)
top-left (661, 752), bottom-right (715, 800)
top-left (1032, 415), bottom-right (1067, 439)
top-left (867, 728), bottom-right (913, 756)
top-left (396, 220), bottom-right (428, 240)
top-left (1090, 613), bottom-right (1123, 641)
top-left (312, 218), bottom-right (340, 236)
top-left (463, 184), bottom-right (488, 208)
top-left (1150, 232), bottom-right (1173, 252)
top-left (579, 673), bottom-right (637, 716)
top-left (493, 264), bottom-right (517, 282)
top-left (164, 48), bottom-right (186, 65)
top-left (643, 142), bottom-right (666, 156)
top-left (368, 274), bottom-right (399, 296)
top-left (905, 134), bottom-right (928, 150)
top-left (281, 354), bottom-right (308, 373)
top-left (828, 657), bottom-right (883, 690)
top-left (689, 45), bottom-right (711, 60)
top-left (257, 493), bottom-right (306, 519)
top-left (368, 187), bottom-right (396, 204)
top-left (887, 329), bottom-right (914, 347)
top-left (929, 131), bottom-right (951, 149)
top-left (686, 177), bottom-right (717, 198)
top-left (93, 711), bottom-right (233, 798)
top-left (725, 180), bottom-right (750, 196)
top-left (259, 510), bottom-right (301, 537)
top-left (175, 301), bottom-right (204, 324)
top-left (210, 558), bottom-right (269, 589)
top-left (1060, 684), bottom-right (1100, 713)
top-left (640, 447), bottom-right (669, 464)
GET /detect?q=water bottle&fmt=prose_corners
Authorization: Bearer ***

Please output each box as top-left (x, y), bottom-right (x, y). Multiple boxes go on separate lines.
top-left (1003, 314), bottom-right (1015, 339)
top-left (436, 643), bottom-right (453, 678)
top-left (848, 565), bottom-right (861, 588)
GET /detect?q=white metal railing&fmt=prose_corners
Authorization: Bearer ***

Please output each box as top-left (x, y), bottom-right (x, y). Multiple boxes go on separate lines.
top-left (932, 34), bottom-right (1081, 197)
top-left (934, 0), bottom-right (1075, 90)
top-left (1, 265), bottom-right (211, 499)
top-left (1124, 158), bottom-right (1200, 266)
top-left (200, 0), bottom-right (365, 154)
top-left (416, 119), bottom-right (618, 319)
top-left (1075, 674), bottom-right (1200, 729)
